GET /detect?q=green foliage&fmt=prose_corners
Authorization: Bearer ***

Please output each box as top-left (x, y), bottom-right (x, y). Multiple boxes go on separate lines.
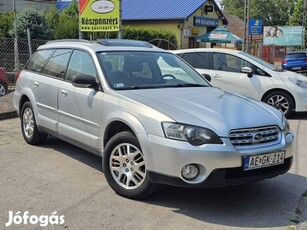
top-left (288, 0), bottom-right (303, 25)
top-left (52, 0), bottom-right (79, 39)
top-left (222, 0), bottom-right (296, 26)
top-left (0, 12), bottom-right (14, 38)
top-left (46, 5), bottom-right (60, 39)
top-left (9, 8), bottom-right (51, 39)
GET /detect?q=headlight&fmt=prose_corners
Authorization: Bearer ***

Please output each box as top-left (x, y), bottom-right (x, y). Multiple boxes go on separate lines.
top-left (162, 122), bottom-right (223, 146)
top-left (282, 115), bottom-right (290, 134)
top-left (289, 77), bottom-right (307, 88)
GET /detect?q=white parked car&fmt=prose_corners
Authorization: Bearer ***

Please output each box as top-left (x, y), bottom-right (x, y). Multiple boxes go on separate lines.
top-left (13, 40), bottom-right (294, 199)
top-left (173, 48), bottom-right (307, 117)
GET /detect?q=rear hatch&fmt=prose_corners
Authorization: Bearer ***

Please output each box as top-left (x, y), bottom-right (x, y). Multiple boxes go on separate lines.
top-left (284, 52), bottom-right (307, 69)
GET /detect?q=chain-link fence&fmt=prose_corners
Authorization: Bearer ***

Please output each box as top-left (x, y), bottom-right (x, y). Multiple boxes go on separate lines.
top-left (0, 37), bottom-right (47, 117)
top-left (0, 37), bottom-right (47, 89)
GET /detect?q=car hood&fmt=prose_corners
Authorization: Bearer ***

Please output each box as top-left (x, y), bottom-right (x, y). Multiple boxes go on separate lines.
top-left (277, 70), bottom-right (307, 80)
top-left (119, 87), bottom-right (283, 136)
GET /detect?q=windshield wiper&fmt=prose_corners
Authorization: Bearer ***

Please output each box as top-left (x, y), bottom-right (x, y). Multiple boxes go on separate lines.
top-left (170, 83), bottom-right (207, 87)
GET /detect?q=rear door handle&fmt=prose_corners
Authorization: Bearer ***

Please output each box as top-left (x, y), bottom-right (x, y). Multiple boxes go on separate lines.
top-left (34, 82), bottom-right (39, 87)
top-left (60, 89), bottom-right (68, 97)
top-left (213, 75), bottom-right (222, 78)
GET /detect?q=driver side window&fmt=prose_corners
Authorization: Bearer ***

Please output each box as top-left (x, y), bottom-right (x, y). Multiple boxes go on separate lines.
top-left (213, 53), bottom-right (252, 73)
top-left (66, 50), bottom-right (97, 82)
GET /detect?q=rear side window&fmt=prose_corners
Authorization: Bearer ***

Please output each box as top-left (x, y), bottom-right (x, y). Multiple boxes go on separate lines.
top-left (26, 49), bottom-right (55, 73)
top-left (286, 53), bottom-right (306, 59)
top-left (43, 49), bottom-right (72, 78)
top-left (181, 52), bottom-right (209, 69)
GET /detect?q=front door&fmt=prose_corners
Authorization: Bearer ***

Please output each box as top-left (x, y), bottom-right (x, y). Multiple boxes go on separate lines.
top-left (57, 50), bottom-right (103, 151)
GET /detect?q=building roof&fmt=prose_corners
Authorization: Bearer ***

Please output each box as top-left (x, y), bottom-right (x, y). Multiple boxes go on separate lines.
top-left (122, 0), bottom-right (227, 24)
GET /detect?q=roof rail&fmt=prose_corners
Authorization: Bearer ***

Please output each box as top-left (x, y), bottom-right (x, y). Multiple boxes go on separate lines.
top-left (47, 39), bottom-right (93, 44)
top-left (97, 39), bottom-right (153, 48)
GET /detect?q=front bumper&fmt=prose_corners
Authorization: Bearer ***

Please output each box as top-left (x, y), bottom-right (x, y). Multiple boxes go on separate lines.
top-left (148, 157), bottom-right (293, 187)
top-left (141, 131), bottom-right (294, 187)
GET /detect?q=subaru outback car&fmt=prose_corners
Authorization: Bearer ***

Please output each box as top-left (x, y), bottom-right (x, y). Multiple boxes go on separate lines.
top-left (13, 39), bottom-right (294, 199)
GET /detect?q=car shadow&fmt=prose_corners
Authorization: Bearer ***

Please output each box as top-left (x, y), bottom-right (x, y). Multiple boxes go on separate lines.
top-left (40, 136), bottom-right (306, 229)
top-left (42, 136), bottom-right (103, 172)
top-left (290, 112), bottom-right (307, 120)
top-left (145, 174), bottom-right (307, 228)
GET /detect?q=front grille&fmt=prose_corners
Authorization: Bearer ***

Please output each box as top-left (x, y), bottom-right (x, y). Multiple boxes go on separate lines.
top-left (229, 126), bottom-right (281, 147)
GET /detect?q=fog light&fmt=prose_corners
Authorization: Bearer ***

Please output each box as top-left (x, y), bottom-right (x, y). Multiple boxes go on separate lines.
top-left (181, 164), bottom-right (199, 180)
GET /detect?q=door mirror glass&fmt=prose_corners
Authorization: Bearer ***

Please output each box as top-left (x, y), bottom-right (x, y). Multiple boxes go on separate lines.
top-left (72, 74), bottom-right (97, 88)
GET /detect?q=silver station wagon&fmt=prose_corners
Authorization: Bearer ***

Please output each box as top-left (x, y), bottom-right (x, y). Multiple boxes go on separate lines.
top-left (13, 39), bottom-right (294, 199)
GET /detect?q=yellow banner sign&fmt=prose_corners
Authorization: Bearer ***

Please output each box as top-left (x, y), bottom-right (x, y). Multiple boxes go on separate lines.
top-left (79, 0), bottom-right (119, 32)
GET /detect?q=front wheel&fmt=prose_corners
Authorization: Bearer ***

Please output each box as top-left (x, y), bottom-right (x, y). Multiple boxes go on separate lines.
top-left (263, 91), bottom-right (294, 118)
top-left (103, 131), bottom-right (156, 199)
top-left (21, 101), bottom-right (47, 145)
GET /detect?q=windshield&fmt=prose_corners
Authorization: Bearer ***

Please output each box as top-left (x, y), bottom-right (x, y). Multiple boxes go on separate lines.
top-left (96, 51), bottom-right (210, 90)
top-left (240, 52), bottom-right (279, 71)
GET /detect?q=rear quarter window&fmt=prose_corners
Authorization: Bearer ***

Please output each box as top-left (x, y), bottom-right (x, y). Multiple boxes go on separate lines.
top-left (26, 49), bottom-right (55, 73)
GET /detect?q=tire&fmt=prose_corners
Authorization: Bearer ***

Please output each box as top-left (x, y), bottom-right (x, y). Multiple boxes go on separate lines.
top-left (21, 101), bottom-right (47, 145)
top-left (103, 131), bottom-right (156, 199)
top-left (263, 91), bottom-right (294, 118)
top-left (0, 82), bottom-right (7, 97)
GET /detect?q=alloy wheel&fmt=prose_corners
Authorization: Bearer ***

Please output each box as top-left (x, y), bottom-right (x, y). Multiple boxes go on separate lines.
top-left (267, 94), bottom-right (289, 115)
top-left (22, 107), bottom-right (35, 138)
top-left (109, 143), bottom-right (146, 190)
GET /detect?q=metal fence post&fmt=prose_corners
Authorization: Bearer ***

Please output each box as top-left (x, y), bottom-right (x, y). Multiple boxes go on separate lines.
top-left (27, 28), bottom-right (32, 56)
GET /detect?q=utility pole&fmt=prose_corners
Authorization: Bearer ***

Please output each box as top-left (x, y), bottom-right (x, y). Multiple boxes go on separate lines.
top-left (13, 0), bottom-right (19, 69)
top-left (118, 0), bottom-right (123, 39)
top-left (243, 0), bottom-right (250, 53)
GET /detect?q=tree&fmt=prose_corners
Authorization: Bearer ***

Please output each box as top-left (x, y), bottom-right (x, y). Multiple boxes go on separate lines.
top-left (9, 8), bottom-right (51, 39)
top-left (0, 12), bottom-right (14, 38)
top-left (46, 5), bottom-right (60, 40)
top-left (52, 0), bottom-right (79, 39)
top-left (222, 0), bottom-right (296, 26)
top-left (288, 0), bottom-right (306, 48)
top-left (288, 0), bottom-right (304, 25)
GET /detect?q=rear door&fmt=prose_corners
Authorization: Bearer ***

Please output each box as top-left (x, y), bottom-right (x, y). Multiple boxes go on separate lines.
top-left (25, 49), bottom-right (72, 131)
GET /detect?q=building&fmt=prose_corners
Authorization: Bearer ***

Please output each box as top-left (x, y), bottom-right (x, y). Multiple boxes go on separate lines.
top-left (122, 0), bottom-right (228, 49)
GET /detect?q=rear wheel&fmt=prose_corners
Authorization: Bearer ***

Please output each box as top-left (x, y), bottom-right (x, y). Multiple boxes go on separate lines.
top-left (263, 91), bottom-right (294, 118)
top-left (103, 131), bottom-right (156, 199)
top-left (21, 101), bottom-right (47, 145)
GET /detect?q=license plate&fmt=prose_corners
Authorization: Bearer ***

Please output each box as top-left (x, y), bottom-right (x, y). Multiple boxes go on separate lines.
top-left (292, 67), bottom-right (301, 70)
top-left (243, 151), bottom-right (285, 171)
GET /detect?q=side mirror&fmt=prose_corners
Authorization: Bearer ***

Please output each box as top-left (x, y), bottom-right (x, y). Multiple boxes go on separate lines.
top-left (241, 67), bottom-right (253, 78)
top-left (202, 73), bottom-right (211, 82)
top-left (72, 74), bottom-right (97, 88)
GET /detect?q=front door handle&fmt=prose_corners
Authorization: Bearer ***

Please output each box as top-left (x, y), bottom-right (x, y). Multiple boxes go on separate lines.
top-left (60, 89), bottom-right (68, 97)
top-left (213, 75), bottom-right (222, 78)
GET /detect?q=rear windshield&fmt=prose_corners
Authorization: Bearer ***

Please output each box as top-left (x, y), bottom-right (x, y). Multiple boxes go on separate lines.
top-left (286, 53), bottom-right (306, 59)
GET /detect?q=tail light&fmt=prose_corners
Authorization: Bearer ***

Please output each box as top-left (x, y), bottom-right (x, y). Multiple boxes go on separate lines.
top-left (305, 57), bottom-right (307, 62)
top-left (282, 59), bottom-right (287, 64)
top-left (15, 69), bottom-right (22, 81)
